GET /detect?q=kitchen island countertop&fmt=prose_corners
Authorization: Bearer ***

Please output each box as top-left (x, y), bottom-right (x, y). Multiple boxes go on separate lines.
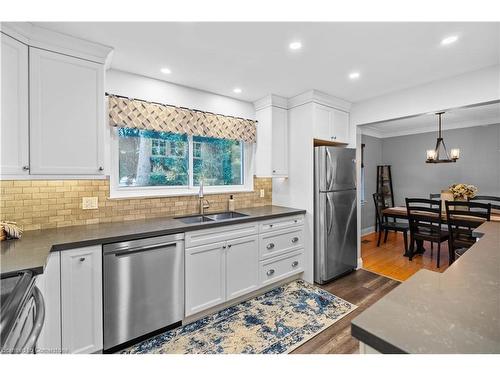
top-left (351, 221), bottom-right (500, 354)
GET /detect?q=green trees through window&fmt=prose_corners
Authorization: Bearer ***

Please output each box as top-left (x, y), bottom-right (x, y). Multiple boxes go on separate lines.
top-left (118, 128), bottom-right (243, 188)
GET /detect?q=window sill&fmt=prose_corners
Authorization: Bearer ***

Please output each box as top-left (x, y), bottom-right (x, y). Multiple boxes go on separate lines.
top-left (109, 185), bottom-right (255, 200)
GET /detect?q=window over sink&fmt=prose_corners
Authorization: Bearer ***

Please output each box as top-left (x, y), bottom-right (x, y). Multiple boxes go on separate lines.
top-left (111, 128), bottom-right (252, 198)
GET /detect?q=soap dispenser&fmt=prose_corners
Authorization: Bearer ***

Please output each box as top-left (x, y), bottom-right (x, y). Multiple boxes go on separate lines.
top-left (228, 195), bottom-right (235, 211)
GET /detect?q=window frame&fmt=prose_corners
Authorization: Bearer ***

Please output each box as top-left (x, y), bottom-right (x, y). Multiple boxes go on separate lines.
top-left (109, 128), bottom-right (254, 199)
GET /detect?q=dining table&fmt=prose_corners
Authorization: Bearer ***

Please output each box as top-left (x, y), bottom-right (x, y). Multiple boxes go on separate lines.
top-left (381, 206), bottom-right (500, 258)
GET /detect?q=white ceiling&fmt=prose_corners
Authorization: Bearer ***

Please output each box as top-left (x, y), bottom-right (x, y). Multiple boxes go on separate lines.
top-left (360, 101), bottom-right (500, 138)
top-left (33, 22), bottom-right (500, 103)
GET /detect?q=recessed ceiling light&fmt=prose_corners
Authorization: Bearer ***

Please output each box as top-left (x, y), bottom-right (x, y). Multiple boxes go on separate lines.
top-left (289, 41), bottom-right (302, 50)
top-left (441, 35), bottom-right (459, 46)
top-left (160, 67), bottom-right (171, 74)
top-left (349, 72), bottom-right (361, 80)
top-left (233, 88), bottom-right (242, 94)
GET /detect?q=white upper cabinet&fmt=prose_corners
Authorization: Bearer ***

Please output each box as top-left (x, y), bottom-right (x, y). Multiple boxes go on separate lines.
top-left (313, 103), bottom-right (350, 144)
top-left (1, 34), bottom-right (29, 176)
top-left (29, 48), bottom-right (104, 175)
top-left (254, 95), bottom-right (288, 178)
top-left (270, 107), bottom-right (288, 176)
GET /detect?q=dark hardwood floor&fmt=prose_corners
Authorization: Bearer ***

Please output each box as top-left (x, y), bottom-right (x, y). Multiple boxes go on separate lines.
top-left (291, 269), bottom-right (400, 354)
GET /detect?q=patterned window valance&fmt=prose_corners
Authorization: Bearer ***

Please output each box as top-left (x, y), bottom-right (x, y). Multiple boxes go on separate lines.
top-left (108, 94), bottom-right (256, 143)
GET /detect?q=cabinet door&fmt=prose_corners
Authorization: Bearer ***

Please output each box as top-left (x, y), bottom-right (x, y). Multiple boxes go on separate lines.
top-left (61, 246), bottom-right (103, 354)
top-left (271, 107), bottom-right (288, 176)
top-left (185, 242), bottom-right (226, 316)
top-left (226, 235), bottom-right (259, 301)
top-left (313, 104), bottom-right (333, 142)
top-left (35, 252), bottom-right (61, 354)
top-left (1, 34), bottom-right (29, 175)
top-left (331, 109), bottom-right (349, 143)
top-left (29, 47), bottom-right (104, 175)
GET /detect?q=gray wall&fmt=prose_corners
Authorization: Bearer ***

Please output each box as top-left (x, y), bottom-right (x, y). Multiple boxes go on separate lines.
top-left (361, 135), bottom-right (382, 233)
top-left (361, 124), bottom-right (500, 232)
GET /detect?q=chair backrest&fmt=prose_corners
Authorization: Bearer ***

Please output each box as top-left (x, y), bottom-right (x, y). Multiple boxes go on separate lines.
top-left (469, 195), bottom-right (500, 210)
top-left (373, 192), bottom-right (386, 225)
top-left (445, 200), bottom-right (491, 251)
top-left (406, 198), bottom-right (443, 237)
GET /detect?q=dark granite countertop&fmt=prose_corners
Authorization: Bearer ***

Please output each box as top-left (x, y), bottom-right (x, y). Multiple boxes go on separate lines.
top-left (351, 221), bottom-right (500, 354)
top-left (0, 205), bottom-right (305, 277)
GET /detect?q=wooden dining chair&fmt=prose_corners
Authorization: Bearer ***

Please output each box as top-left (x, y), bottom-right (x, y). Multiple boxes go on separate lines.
top-left (445, 201), bottom-right (491, 264)
top-left (373, 193), bottom-right (409, 252)
top-left (428, 193), bottom-right (441, 252)
top-left (469, 195), bottom-right (500, 210)
top-left (405, 198), bottom-right (449, 268)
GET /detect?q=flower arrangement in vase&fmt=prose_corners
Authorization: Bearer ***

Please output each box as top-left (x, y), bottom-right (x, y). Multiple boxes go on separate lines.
top-left (449, 183), bottom-right (478, 201)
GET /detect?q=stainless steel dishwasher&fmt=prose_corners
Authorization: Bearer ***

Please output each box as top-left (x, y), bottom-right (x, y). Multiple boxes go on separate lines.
top-left (103, 233), bottom-right (184, 352)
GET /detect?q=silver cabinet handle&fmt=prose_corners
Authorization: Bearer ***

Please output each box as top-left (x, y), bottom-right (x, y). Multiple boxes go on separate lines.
top-left (79, 257), bottom-right (85, 262)
top-left (98, 166), bottom-right (104, 171)
top-left (266, 243), bottom-right (275, 250)
top-left (266, 269), bottom-right (275, 276)
top-left (292, 261), bottom-right (299, 268)
top-left (22, 165), bottom-right (30, 171)
top-left (269, 224), bottom-right (273, 228)
top-left (294, 219), bottom-right (298, 223)
top-left (291, 237), bottom-right (299, 243)
top-left (227, 244), bottom-right (232, 248)
top-left (222, 245), bottom-right (227, 249)
top-left (272, 170), bottom-right (276, 173)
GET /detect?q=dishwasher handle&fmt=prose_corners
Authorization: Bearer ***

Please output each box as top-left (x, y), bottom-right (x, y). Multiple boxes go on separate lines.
top-left (108, 242), bottom-right (178, 257)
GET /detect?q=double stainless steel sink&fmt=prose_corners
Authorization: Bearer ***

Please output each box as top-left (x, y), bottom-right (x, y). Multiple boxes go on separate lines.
top-left (175, 211), bottom-right (248, 224)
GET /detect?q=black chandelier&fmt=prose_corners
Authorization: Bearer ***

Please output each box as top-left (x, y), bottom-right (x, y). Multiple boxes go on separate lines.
top-left (426, 112), bottom-right (460, 163)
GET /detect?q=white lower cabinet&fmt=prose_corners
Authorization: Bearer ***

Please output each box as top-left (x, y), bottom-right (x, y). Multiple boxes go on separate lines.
top-left (226, 236), bottom-right (259, 300)
top-left (185, 241), bottom-right (226, 316)
top-left (60, 245), bottom-right (103, 354)
top-left (185, 216), bottom-right (305, 317)
top-left (185, 235), bottom-right (259, 317)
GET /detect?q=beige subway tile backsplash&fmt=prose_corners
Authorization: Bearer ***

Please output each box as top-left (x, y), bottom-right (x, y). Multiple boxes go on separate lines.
top-left (0, 177), bottom-right (272, 231)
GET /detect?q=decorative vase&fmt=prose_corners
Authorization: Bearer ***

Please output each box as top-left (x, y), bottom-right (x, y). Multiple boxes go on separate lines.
top-left (440, 190), bottom-right (454, 213)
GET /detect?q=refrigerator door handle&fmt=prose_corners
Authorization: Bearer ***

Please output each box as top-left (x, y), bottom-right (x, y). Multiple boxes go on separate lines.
top-left (326, 148), bottom-right (333, 191)
top-left (326, 193), bottom-right (334, 236)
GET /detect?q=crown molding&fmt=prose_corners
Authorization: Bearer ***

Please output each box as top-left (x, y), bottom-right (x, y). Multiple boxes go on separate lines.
top-left (361, 118), bottom-right (499, 139)
top-left (287, 89), bottom-right (351, 112)
top-left (254, 90), bottom-right (352, 112)
top-left (253, 94), bottom-right (288, 111)
top-left (1, 22), bottom-right (113, 65)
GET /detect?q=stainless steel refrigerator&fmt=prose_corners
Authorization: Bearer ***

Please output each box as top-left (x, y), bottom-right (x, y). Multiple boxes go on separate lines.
top-left (314, 146), bottom-right (357, 284)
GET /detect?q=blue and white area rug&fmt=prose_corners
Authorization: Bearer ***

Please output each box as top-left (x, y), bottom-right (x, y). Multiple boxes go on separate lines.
top-left (121, 279), bottom-right (357, 354)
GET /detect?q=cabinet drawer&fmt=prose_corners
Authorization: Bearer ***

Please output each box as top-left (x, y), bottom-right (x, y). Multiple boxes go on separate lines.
top-left (259, 227), bottom-right (303, 260)
top-left (260, 250), bottom-right (304, 286)
top-left (185, 223), bottom-right (258, 248)
top-left (259, 215), bottom-right (304, 233)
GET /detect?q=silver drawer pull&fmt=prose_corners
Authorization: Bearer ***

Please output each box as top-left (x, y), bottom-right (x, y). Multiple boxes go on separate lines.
top-left (79, 257), bottom-right (85, 262)
top-left (291, 237), bottom-right (299, 243)
top-left (294, 219), bottom-right (298, 223)
top-left (292, 261), bottom-right (299, 268)
top-left (266, 243), bottom-right (275, 250)
top-left (266, 269), bottom-right (275, 276)
top-left (269, 224), bottom-right (273, 228)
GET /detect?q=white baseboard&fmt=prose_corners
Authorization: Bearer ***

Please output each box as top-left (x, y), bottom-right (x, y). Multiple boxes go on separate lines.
top-left (357, 257), bottom-right (363, 269)
top-left (361, 226), bottom-right (375, 236)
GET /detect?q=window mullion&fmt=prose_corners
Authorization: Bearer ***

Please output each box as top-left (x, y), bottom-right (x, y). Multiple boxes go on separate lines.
top-left (188, 135), bottom-right (194, 189)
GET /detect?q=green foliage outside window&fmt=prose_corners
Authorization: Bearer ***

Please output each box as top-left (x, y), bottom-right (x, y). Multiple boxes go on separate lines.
top-left (118, 128), bottom-right (243, 188)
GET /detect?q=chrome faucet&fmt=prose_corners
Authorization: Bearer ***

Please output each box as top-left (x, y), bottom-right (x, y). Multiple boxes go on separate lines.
top-left (199, 180), bottom-right (210, 215)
